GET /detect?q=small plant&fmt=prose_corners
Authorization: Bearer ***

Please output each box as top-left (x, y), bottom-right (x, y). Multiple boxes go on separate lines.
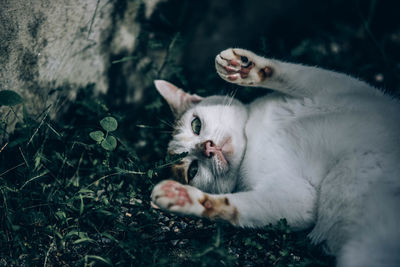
top-left (0, 90), bottom-right (24, 106)
top-left (89, 116), bottom-right (118, 151)
top-left (0, 90), bottom-right (24, 141)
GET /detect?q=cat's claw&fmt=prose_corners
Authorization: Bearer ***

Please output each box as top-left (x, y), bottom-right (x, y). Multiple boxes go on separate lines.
top-left (151, 180), bottom-right (205, 216)
top-left (215, 48), bottom-right (273, 86)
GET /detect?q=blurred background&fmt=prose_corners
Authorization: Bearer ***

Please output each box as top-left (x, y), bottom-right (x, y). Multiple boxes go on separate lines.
top-left (119, 0), bottom-right (400, 100)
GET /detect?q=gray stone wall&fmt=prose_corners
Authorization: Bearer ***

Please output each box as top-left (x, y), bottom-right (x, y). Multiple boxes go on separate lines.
top-left (0, 0), bottom-right (153, 141)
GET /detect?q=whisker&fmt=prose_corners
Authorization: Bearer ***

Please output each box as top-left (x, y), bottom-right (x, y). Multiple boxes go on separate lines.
top-left (158, 118), bottom-right (175, 128)
top-left (216, 90), bottom-right (237, 144)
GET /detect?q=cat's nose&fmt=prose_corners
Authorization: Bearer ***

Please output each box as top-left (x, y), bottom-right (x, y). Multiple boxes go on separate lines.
top-left (203, 140), bottom-right (217, 158)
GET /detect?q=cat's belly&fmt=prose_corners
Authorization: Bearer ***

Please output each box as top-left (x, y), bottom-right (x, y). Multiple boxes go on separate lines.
top-left (242, 95), bottom-right (313, 187)
top-left (241, 93), bottom-right (400, 190)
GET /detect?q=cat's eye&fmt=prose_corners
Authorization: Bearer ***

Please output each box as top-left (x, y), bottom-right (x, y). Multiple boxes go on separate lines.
top-left (191, 117), bottom-right (201, 135)
top-left (187, 160), bottom-right (198, 183)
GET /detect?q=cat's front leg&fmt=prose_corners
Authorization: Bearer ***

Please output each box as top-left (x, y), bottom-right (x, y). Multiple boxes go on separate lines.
top-left (151, 180), bottom-right (238, 224)
top-left (216, 48), bottom-right (373, 98)
top-left (152, 180), bottom-right (314, 229)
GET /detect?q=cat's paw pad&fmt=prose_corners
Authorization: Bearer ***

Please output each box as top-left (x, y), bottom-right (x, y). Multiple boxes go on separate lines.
top-left (215, 48), bottom-right (273, 85)
top-left (151, 180), bottom-right (205, 216)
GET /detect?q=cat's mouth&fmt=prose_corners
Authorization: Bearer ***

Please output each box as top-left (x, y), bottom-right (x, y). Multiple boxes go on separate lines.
top-left (211, 151), bottom-right (229, 176)
top-left (211, 137), bottom-right (233, 173)
top-left (220, 136), bottom-right (233, 156)
top-left (214, 150), bottom-right (227, 166)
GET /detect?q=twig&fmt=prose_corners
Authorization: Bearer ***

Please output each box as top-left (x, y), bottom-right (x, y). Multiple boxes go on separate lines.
top-left (83, 169), bottom-right (146, 191)
top-left (114, 169), bottom-right (146, 176)
top-left (34, 104), bottom-right (52, 121)
top-left (112, 56), bottom-right (137, 64)
top-left (154, 156), bottom-right (186, 169)
top-left (0, 162), bottom-right (25, 177)
top-left (0, 188), bottom-right (12, 254)
top-left (19, 147), bottom-right (30, 168)
top-left (27, 108), bottom-right (51, 145)
top-left (272, 256), bottom-right (282, 265)
top-left (357, 0), bottom-right (389, 65)
top-left (22, 203), bottom-right (51, 210)
top-left (71, 151), bottom-right (85, 180)
top-left (84, 172), bottom-right (125, 189)
top-left (43, 239), bottom-right (55, 267)
top-left (0, 142), bottom-right (8, 154)
top-left (45, 122), bottom-right (61, 137)
top-left (88, 0), bottom-right (100, 38)
top-left (157, 33), bottom-right (180, 78)
top-left (9, 106), bottom-right (23, 123)
top-left (0, 109), bottom-right (12, 140)
top-left (20, 170), bottom-right (50, 190)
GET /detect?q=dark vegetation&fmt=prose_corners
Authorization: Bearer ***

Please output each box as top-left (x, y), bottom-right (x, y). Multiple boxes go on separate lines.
top-left (1, 0), bottom-right (399, 266)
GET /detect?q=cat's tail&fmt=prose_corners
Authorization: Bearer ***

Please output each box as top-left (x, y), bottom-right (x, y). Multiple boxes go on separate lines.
top-left (337, 184), bottom-right (400, 267)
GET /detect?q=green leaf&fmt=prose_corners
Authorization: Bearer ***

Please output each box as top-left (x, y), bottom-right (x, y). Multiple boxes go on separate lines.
top-left (79, 194), bottom-right (84, 215)
top-left (65, 230), bottom-right (79, 239)
top-left (85, 255), bottom-right (113, 266)
top-left (34, 154), bottom-right (41, 170)
top-left (100, 117), bottom-right (118, 132)
top-left (11, 224), bottom-right (21, 231)
top-left (73, 237), bottom-right (96, 244)
top-left (55, 211), bottom-right (66, 220)
top-left (78, 189), bottom-right (94, 194)
top-left (89, 131), bottom-right (104, 142)
top-left (101, 136), bottom-right (117, 151)
top-left (95, 209), bottom-right (113, 216)
top-left (53, 229), bottom-right (63, 240)
top-left (8, 136), bottom-right (29, 148)
top-left (0, 90), bottom-right (24, 106)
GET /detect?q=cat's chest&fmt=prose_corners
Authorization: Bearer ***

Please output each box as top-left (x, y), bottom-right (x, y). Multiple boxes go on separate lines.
top-left (241, 95), bottom-right (325, 186)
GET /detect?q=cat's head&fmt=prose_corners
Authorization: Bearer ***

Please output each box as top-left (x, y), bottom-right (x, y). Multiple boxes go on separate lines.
top-left (155, 80), bottom-right (248, 193)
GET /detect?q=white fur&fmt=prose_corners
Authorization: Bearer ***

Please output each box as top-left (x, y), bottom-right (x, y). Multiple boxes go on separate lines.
top-left (153, 48), bottom-right (400, 266)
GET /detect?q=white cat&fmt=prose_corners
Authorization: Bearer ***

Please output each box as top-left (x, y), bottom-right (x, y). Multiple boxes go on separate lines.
top-left (151, 48), bottom-right (400, 266)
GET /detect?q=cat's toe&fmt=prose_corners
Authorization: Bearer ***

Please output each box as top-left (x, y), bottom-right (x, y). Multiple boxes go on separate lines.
top-left (216, 48), bottom-right (264, 85)
top-left (215, 55), bottom-right (244, 82)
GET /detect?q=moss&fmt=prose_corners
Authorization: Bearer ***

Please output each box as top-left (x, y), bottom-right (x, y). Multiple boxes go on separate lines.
top-left (27, 12), bottom-right (45, 39)
top-left (18, 50), bottom-right (39, 82)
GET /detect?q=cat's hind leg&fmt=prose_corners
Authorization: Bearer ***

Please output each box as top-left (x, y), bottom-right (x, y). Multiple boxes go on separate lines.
top-left (336, 187), bottom-right (400, 267)
top-left (337, 233), bottom-right (400, 267)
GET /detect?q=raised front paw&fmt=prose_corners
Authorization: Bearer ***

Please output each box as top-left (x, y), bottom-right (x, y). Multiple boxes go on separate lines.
top-left (151, 180), bottom-right (205, 216)
top-left (215, 48), bottom-right (273, 85)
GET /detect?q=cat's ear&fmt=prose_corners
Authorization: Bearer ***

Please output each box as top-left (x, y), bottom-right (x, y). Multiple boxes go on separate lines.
top-left (154, 80), bottom-right (203, 117)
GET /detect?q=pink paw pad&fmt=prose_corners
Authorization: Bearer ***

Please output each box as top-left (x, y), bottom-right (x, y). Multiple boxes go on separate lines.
top-left (225, 59), bottom-right (255, 79)
top-left (228, 74), bottom-right (239, 81)
top-left (229, 59), bottom-right (240, 66)
top-left (161, 181), bottom-right (192, 207)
